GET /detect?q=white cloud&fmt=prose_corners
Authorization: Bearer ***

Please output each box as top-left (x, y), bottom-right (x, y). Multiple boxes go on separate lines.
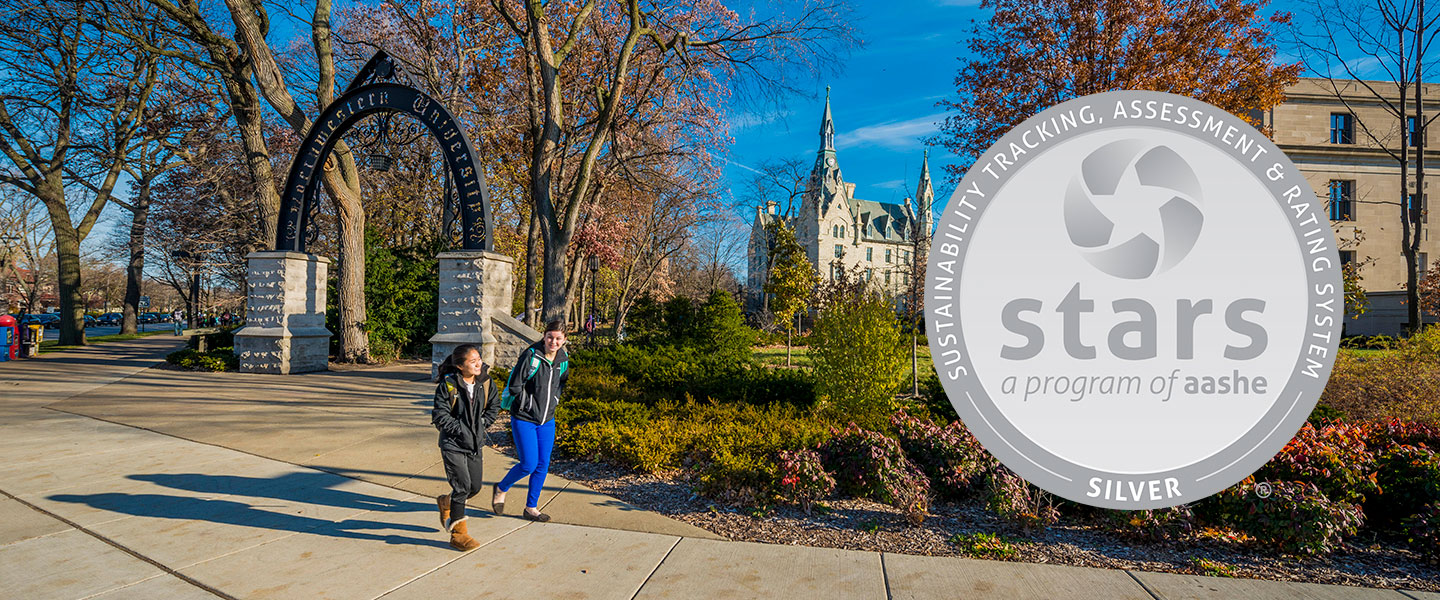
top-left (873, 178), bottom-right (908, 190)
top-left (730, 109), bottom-right (793, 131)
top-left (836, 113), bottom-right (945, 151)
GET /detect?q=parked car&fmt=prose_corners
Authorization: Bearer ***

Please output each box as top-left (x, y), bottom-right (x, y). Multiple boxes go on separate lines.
top-left (38, 314), bottom-right (60, 326)
top-left (83, 315), bottom-right (97, 327)
top-left (139, 312), bottom-right (159, 324)
top-left (97, 312), bottom-right (122, 326)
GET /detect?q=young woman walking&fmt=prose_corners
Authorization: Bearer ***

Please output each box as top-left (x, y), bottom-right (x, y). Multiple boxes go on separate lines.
top-left (492, 321), bottom-right (569, 522)
top-left (431, 344), bottom-right (500, 550)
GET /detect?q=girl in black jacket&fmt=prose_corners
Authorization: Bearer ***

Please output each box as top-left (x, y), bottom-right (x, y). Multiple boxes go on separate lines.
top-left (432, 344), bottom-right (500, 551)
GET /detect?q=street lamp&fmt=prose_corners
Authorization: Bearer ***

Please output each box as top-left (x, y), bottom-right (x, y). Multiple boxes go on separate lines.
top-left (587, 255), bottom-right (600, 347)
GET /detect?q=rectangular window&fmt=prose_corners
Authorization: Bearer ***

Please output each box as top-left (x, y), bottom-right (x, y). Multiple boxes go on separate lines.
top-left (866, 248), bottom-right (873, 261)
top-left (885, 249), bottom-right (892, 263)
top-left (834, 244), bottom-right (843, 258)
top-left (1409, 193), bottom-right (1427, 223)
top-left (1329, 180), bottom-right (1354, 221)
top-left (903, 273), bottom-right (910, 286)
top-left (1330, 113), bottom-right (1354, 144)
top-left (1340, 250), bottom-right (1355, 267)
top-left (1422, 252), bottom-right (1430, 278)
top-left (866, 268), bottom-right (873, 281)
top-left (884, 271), bottom-right (891, 284)
top-left (1411, 116), bottom-right (1422, 148)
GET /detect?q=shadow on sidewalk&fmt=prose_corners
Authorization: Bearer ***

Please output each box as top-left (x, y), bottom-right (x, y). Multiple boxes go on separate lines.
top-left (128, 472), bottom-right (431, 514)
top-left (45, 471), bottom-right (491, 548)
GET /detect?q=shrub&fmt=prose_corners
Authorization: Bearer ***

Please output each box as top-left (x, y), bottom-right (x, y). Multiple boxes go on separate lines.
top-left (1254, 422), bottom-right (1377, 504)
top-left (1322, 328), bottom-right (1440, 422)
top-left (1206, 480), bottom-right (1362, 556)
top-left (166, 347), bottom-right (238, 371)
top-left (775, 448), bottom-right (835, 512)
top-left (554, 396), bottom-right (831, 504)
top-left (1363, 418), bottom-right (1440, 450)
top-left (1369, 444), bottom-right (1440, 530)
top-left (1102, 506), bottom-right (1195, 542)
top-left (347, 229), bottom-right (438, 360)
top-left (983, 466), bottom-right (1058, 529)
top-left (917, 371), bottom-right (959, 424)
top-left (949, 532), bottom-right (1017, 560)
top-left (819, 424), bottom-right (930, 507)
top-left (1403, 503), bottom-right (1440, 564)
top-left (890, 410), bottom-right (993, 500)
top-left (810, 285), bottom-right (907, 427)
top-left (574, 345), bottom-right (815, 407)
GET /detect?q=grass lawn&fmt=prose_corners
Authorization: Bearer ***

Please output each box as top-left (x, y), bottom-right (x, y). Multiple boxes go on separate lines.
top-left (39, 330), bottom-right (172, 354)
top-left (1342, 348), bottom-right (1390, 359)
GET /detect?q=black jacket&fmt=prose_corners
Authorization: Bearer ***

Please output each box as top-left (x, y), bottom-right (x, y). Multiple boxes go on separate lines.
top-left (504, 342), bottom-right (569, 425)
top-left (432, 368), bottom-right (501, 454)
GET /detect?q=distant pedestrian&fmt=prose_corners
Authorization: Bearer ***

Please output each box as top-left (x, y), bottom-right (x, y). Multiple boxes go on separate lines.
top-left (493, 321), bottom-right (569, 522)
top-left (431, 344), bottom-right (500, 551)
top-left (172, 310), bottom-right (183, 336)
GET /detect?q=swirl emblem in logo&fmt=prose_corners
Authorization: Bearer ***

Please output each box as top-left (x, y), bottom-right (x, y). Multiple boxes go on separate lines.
top-left (1064, 140), bottom-right (1205, 279)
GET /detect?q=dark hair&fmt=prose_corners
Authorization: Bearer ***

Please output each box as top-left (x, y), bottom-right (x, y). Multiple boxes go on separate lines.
top-left (544, 321), bottom-right (564, 334)
top-left (437, 344), bottom-right (481, 378)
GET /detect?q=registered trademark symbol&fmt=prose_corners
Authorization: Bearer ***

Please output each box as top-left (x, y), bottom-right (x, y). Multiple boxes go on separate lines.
top-left (1255, 481), bottom-right (1273, 499)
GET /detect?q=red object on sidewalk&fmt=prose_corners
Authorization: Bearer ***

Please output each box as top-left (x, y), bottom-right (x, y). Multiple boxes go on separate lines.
top-left (0, 314), bottom-right (16, 360)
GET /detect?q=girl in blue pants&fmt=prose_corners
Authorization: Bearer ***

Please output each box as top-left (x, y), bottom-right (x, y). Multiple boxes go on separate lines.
top-left (494, 322), bottom-right (569, 522)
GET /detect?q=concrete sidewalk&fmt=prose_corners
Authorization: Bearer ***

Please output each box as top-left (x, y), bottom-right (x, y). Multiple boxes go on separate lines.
top-left (1, 337), bottom-right (1435, 600)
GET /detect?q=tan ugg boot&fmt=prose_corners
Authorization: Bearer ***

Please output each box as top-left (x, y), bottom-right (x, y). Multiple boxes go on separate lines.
top-left (449, 518), bottom-right (480, 551)
top-left (436, 494), bottom-right (451, 530)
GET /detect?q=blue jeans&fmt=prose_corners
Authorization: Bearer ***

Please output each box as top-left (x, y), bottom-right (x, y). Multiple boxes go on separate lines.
top-left (497, 419), bottom-right (554, 509)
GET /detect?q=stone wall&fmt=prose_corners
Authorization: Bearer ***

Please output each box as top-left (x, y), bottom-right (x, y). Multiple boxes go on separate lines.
top-left (235, 252), bottom-right (332, 374)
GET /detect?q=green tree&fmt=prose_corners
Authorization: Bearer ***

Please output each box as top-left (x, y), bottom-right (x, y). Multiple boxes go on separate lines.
top-left (694, 289), bottom-right (757, 365)
top-left (811, 267), bottom-right (907, 427)
top-left (763, 220), bottom-right (817, 367)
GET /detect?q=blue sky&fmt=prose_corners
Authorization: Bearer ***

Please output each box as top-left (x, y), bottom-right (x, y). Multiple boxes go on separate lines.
top-left (722, 0), bottom-right (981, 215)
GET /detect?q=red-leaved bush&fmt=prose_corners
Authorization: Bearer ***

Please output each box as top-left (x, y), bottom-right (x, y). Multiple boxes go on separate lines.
top-left (819, 423), bottom-right (931, 509)
top-left (1255, 421), bottom-right (1378, 504)
top-left (890, 410), bottom-right (995, 500)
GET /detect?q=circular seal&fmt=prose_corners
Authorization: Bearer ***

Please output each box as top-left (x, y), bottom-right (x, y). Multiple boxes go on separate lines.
top-left (925, 91), bottom-right (1342, 509)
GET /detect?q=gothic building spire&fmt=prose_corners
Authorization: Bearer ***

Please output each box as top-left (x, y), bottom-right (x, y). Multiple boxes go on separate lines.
top-left (820, 86), bottom-right (835, 153)
top-left (915, 148), bottom-right (935, 237)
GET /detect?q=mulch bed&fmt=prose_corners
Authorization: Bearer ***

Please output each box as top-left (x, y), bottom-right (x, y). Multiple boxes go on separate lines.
top-left (484, 416), bottom-right (1440, 592)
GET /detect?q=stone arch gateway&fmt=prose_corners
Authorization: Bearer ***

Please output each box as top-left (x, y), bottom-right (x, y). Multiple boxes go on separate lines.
top-left (236, 50), bottom-right (539, 375)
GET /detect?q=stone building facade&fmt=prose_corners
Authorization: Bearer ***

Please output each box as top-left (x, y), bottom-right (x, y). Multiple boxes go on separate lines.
top-left (747, 92), bottom-right (935, 312)
top-left (1261, 78), bottom-right (1440, 334)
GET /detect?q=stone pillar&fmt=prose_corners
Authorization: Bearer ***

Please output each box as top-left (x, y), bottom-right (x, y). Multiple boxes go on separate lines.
top-left (235, 252), bottom-right (332, 374)
top-left (431, 251), bottom-right (532, 379)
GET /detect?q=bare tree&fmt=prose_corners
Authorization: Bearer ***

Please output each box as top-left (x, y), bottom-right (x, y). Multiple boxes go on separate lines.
top-left (483, 0), bottom-right (856, 325)
top-left (0, 0), bottom-right (161, 344)
top-left (1294, 0), bottom-right (1440, 331)
top-left (741, 156), bottom-right (809, 313)
top-left (0, 185), bottom-right (56, 313)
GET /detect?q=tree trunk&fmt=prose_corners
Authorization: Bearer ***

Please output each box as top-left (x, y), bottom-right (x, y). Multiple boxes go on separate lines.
top-left (786, 326), bottom-right (792, 368)
top-left (121, 182), bottom-right (150, 336)
top-left (911, 330), bottom-right (919, 396)
top-left (221, 71), bottom-right (281, 248)
top-left (524, 208), bottom-right (541, 325)
top-left (325, 178), bottom-right (370, 363)
top-left (1414, 0), bottom-right (1427, 330)
top-left (53, 225), bottom-right (84, 346)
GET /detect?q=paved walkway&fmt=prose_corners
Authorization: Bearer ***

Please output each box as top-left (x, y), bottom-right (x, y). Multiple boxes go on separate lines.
top-left (0, 337), bottom-right (1435, 600)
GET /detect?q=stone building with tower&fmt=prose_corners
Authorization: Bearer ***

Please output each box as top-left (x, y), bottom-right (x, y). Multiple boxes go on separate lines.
top-left (747, 92), bottom-right (936, 312)
top-left (1260, 77), bottom-right (1440, 334)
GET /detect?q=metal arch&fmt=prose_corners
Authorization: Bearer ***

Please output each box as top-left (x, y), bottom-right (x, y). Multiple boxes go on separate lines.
top-left (276, 52), bottom-right (493, 253)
